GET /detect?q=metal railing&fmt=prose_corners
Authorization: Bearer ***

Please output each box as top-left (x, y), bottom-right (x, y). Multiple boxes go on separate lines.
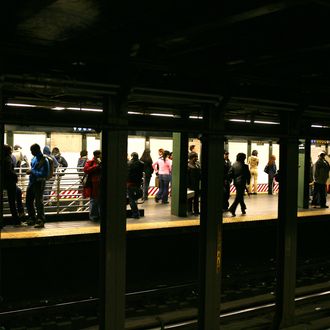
top-left (3, 167), bottom-right (90, 216)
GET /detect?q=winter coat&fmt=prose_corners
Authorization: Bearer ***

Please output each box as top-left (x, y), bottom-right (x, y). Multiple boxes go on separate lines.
top-left (83, 158), bottom-right (101, 199)
top-left (229, 161), bottom-right (251, 187)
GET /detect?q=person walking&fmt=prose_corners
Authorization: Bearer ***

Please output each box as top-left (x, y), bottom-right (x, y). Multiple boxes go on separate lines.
top-left (140, 149), bottom-right (153, 200)
top-left (248, 150), bottom-right (259, 194)
top-left (228, 153), bottom-right (251, 217)
top-left (83, 150), bottom-right (102, 221)
top-left (264, 155), bottom-right (277, 195)
top-left (153, 150), bottom-right (172, 204)
top-left (127, 152), bottom-right (144, 218)
top-left (312, 151), bottom-right (330, 208)
top-left (25, 143), bottom-right (49, 228)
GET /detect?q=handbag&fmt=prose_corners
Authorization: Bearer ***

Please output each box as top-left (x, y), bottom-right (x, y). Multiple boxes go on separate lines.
top-left (81, 173), bottom-right (92, 188)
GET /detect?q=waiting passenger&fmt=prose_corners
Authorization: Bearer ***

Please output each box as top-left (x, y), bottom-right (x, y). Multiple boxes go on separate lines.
top-left (153, 150), bottom-right (172, 204)
top-left (187, 152), bottom-right (201, 215)
top-left (228, 153), bottom-right (250, 217)
top-left (12, 145), bottom-right (29, 168)
top-left (188, 145), bottom-right (196, 159)
top-left (264, 155), bottom-right (277, 195)
top-left (25, 143), bottom-right (49, 228)
top-left (223, 150), bottom-right (232, 212)
top-left (52, 147), bottom-right (68, 175)
top-left (84, 150), bottom-right (102, 221)
top-left (248, 150), bottom-right (259, 195)
top-left (43, 146), bottom-right (59, 202)
top-left (77, 150), bottom-right (88, 175)
top-left (311, 151), bottom-right (330, 208)
top-left (140, 149), bottom-right (153, 200)
top-left (127, 152), bottom-right (144, 219)
top-left (2, 144), bottom-right (25, 226)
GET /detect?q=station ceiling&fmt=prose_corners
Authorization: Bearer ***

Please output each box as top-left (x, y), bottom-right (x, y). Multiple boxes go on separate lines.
top-left (1, 1), bottom-right (330, 125)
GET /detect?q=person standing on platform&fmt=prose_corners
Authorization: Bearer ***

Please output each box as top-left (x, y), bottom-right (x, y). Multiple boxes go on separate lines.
top-left (248, 150), bottom-right (259, 195)
top-left (264, 155), bottom-right (277, 195)
top-left (127, 152), bottom-right (144, 218)
top-left (84, 150), bottom-right (102, 221)
top-left (52, 147), bottom-right (68, 175)
top-left (228, 153), bottom-right (250, 217)
top-left (153, 150), bottom-right (172, 204)
top-left (140, 149), bottom-right (153, 200)
top-left (77, 150), bottom-right (88, 175)
top-left (25, 143), bottom-right (49, 228)
top-left (2, 144), bottom-right (25, 226)
top-left (223, 150), bottom-right (232, 212)
top-left (187, 152), bottom-right (201, 215)
top-left (188, 145), bottom-right (196, 159)
top-left (312, 151), bottom-right (330, 208)
top-left (43, 146), bottom-right (59, 202)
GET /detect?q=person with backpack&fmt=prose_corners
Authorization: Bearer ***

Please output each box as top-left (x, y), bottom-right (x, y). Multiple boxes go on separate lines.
top-left (52, 147), bottom-right (68, 176)
top-left (43, 146), bottom-right (59, 202)
top-left (25, 143), bottom-right (50, 228)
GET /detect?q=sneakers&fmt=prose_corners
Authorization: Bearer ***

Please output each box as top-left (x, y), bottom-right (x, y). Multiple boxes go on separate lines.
top-left (155, 197), bottom-right (160, 203)
top-left (34, 219), bottom-right (45, 228)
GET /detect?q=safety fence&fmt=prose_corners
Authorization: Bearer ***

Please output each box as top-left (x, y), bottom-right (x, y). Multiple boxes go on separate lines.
top-left (3, 167), bottom-right (90, 216)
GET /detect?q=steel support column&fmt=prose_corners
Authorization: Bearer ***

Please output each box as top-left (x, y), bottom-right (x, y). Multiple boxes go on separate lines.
top-left (100, 96), bottom-right (128, 330)
top-left (198, 106), bottom-right (224, 329)
top-left (171, 132), bottom-right (188, 217)
top-left (273, 114), bottom-right (299, 328)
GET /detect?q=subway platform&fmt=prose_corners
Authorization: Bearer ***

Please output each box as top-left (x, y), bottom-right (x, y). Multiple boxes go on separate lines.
top-left (1, 194), bottom-right (330, 240)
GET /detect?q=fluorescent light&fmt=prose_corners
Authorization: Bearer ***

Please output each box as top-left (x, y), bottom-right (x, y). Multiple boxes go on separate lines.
top-left (128, 111), bottom-right (144, 115)
top-left (150, 113), bottom-right (174, 117)
top-left (67, 107), bottom-right (102, 112)
top-left (6, 103), bottom-right (37, 107)
top-left (311, 124), bottom-right (328, 128)
top-left (189, 115), bottom-right (203, 120)
top-left (52, 107), bottom-right (65, 110)
top-left (229, 119), bottom-right (251, 123)
top-left (254, 120), bottom-right (279, 125)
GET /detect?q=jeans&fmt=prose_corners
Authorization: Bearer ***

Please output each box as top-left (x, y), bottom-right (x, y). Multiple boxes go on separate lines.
top-left (5, 183), bottom-right (24, 222)
top-left (89, 197), bottom-right (101, 221)
top-left (157, 174), bottom-right (171, 203)
top-left (26, 179), bottom-right (46, 221)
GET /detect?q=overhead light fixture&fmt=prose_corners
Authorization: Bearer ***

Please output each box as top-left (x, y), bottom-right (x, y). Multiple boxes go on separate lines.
top-left (229, 119), bottom-right (251, 123)
top-left (6, 103), bottom-right (37, 107)
top-left (189, 115), bottom-right (203, 120)
top-left (254, 120), bottom-right (279, 125)
top-left (311, 124), bottom-right (328, 128)
top-left (128, 111), bottom-right (144, 115)
top-left (150, 113), bottom-right (174, 118)
top-left (52, 107), bottom-right (65, 111)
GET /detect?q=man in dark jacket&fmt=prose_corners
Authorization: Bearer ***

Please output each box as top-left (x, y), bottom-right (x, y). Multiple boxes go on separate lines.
top-left (228, 153), bottom-right (251, 217)
top-left (3, 144), bottom-right (25, 226)
top-left (127, 152), bottom-right (144, 219)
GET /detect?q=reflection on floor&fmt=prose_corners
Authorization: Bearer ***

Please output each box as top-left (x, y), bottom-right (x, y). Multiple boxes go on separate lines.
top-left (1, 194), bottom-right (330, 239)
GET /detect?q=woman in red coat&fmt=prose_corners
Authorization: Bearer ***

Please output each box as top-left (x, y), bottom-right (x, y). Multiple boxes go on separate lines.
top-left (83, 150), bottom-right (102, 221)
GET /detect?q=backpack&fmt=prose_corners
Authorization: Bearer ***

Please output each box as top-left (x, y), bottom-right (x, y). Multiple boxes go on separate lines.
top-left (44, 155), bottom-right (55, 180)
